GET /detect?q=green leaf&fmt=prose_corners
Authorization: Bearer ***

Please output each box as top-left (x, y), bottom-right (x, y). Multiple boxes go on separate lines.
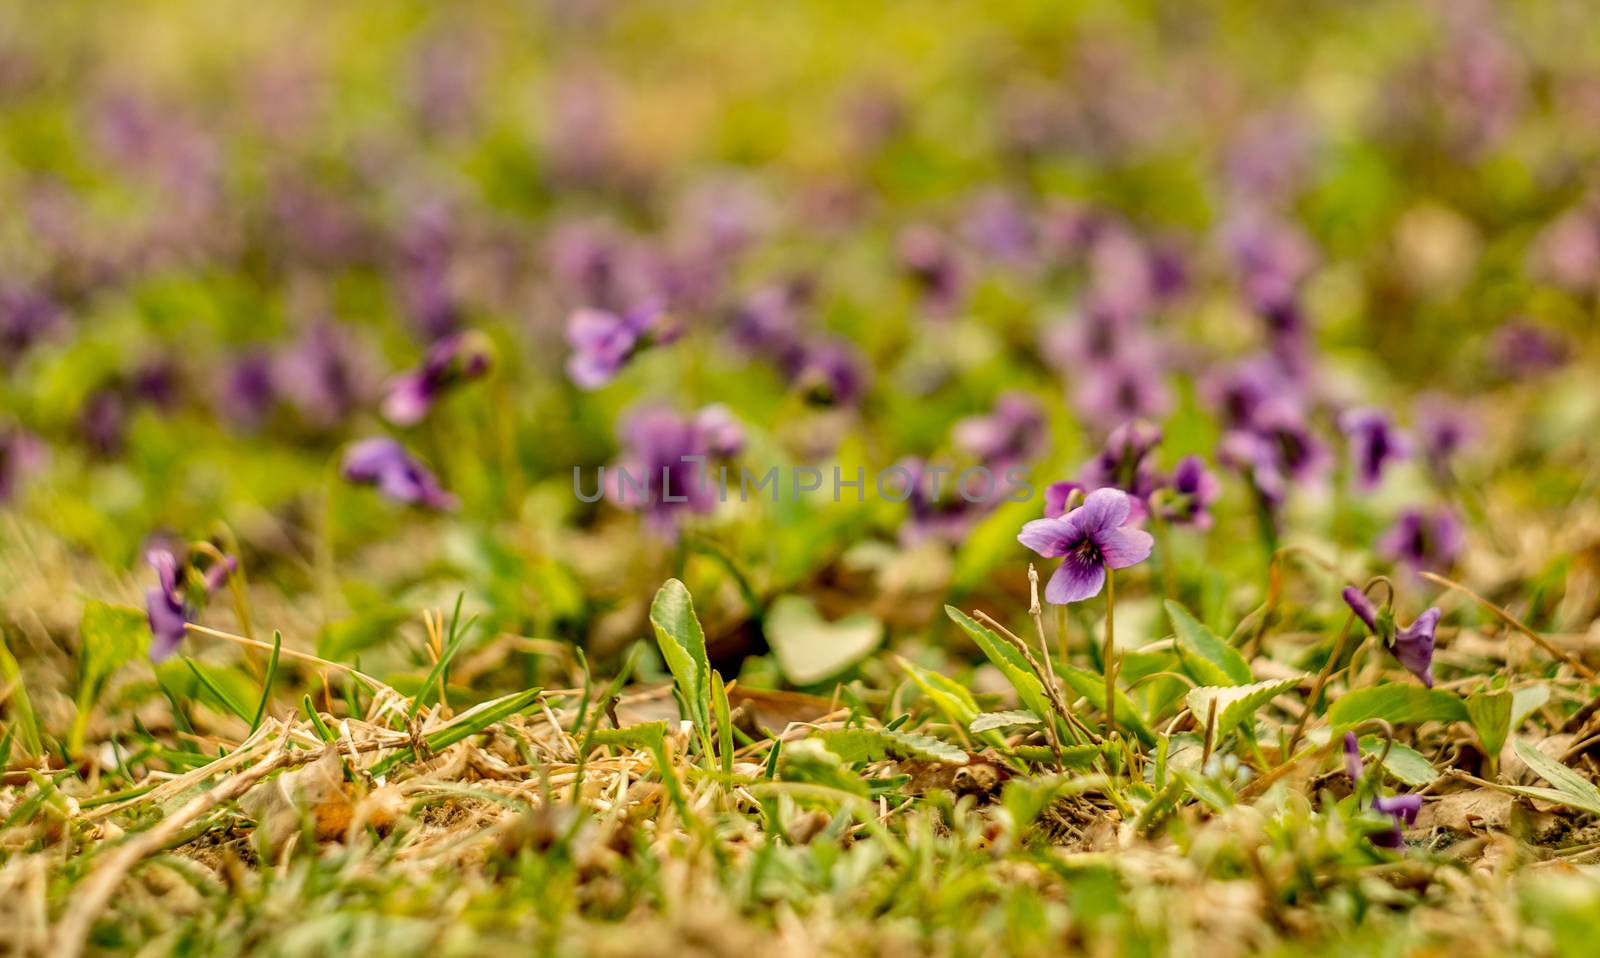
top-left (1059, 665), bottom-right (1156, 746)
top-left (1327, 685), bottom-right (1468, 728)
top-left (1185, 677), bottom-right (1302, 745)
top-left (780, 738), bottom-right (870, 796)
top-left (765, 595), bottom-right (882, 685)
top-left (78, 601), bottom-right (148, 700)
top-left (1466, 690), bottom-right (1513, 759)
top-left (1356, 737), bottom-right (1439, 787)
top-left (1506, 740), bottom-right (1600, 816)
top-left (1174, 767), bottom-right (1235, 811)
top-left (649, 579), bottom-right (711, 730)
top-left (1512, 685), bottom-right (1550, 731)
top-left (944, 607), bottom-right (1054, 726)
top-left (820, 727), bottom-right (968, 765)
top-left (250, 630), bottom-right (282, 732)
top-left (369, 687), bottom-right (544, 776)
top-left (711, 670), bottom-right (734, 776)
top-left (970, 710), bottom-right (1042, 734)
top-left (591, 721), bottom-right (668, 751)
top-left (1166, 600), bottom-right (1251, 686)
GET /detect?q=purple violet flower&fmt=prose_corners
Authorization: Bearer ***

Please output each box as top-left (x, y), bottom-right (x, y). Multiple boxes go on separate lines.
top-left (1073, 360), bottom-right (1171, 431)
top-left (1489, 320), bottom-right (1567, 379)
top-left (606, 405), bottom-right (739, 537)
top-left (341, 438), bottom-right (458, 511)
top-left (219, 350), bottom-right (277, 428)
top-left (1043, 480), bottom-right (1087, 519)
top-left (1081, 419), bottom-right (1163, 494)
top-left (1378, 507), bottom-right (1463, 574)
top-left (1413, 394), bottom-right (1471, 478)
top-left (1018, 488), bottom-right (1154, 604)
top-left (277, 322), bottom-right (371, 428)
top-left (382, 331), bottom-right (494, 425)
top-left (953, 392), bottom-right (1046, 467)
top-left (564, 304), bottom-right (675, 390)
top-left (897, 457), bottom-right (981, 546)
top-left (1152, 455), bottom-right (1221, 529)
top-left (144, 549), bottom-right (188, 661)
top-left (0, 286), bottom-right (62, 366)
top-left (1342, 730), bottom-right (1422, 848)
top-left (1369, 794), bottom-right (1423, 849)
top-left (1343, 585), bottom-right (1440, 687)
top-left (1341, 586), bottom-right (1381, 634)
top-left (143, 548), bottom-right (236, 662)
top-left (693, 404), bottom-right (746, 459)
top-left (789, 337), bottom-right (868, 407)
top-left (897, 225), bottom-right (963, 316)
top-left (1391, 610), bottom-right (1441, 689)
top-left (1338, 407), bottom-right (1411, 491)
top-left (1343, 732), bottom-right (1366, 783)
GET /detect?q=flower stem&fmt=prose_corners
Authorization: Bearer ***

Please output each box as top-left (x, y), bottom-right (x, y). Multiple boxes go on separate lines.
top-left (1104, 565), bottom-right (1118, 737)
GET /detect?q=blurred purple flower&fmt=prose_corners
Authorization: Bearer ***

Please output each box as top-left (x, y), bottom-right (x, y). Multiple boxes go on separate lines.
top-left (1339, 407), bottom-right (1410, 491)
top-left (897, 457), bottom-right (981, 546)
top-left (1043, 480), bottom-right (1087, 519)
top-left (693, 404), bottom-right (746, 458)
top-left (277, 322), bottom-right (371, 428)
top-left (1073, 360), bottom-right (1171, 430)
top-left (1341, 586), bottom-right (1381, 633)
top-left (1344, 584), bottom-right (1439, 687)
top-left (341, 438), bottom-right (457, 511)
top-left (382, 331), bottom-right (494, 425)
top-left (131, 357), bottom-right (182, 412)
top-left (606, 406), bottom-right (738, 536)
top-left (397, 204), bottom-right (463, 340)
top-left (953, 392), bottom-right (1046, 467)
top-left (1343, 732), bottom-right (1366, 783)
top-left (143, 548), bottom-right (235, 662)
top-left (962, 190), bottom-right (1036, 266)
top-left (1152, 455), bottom-right (1220, 529)
top-left (144, 549), bottom-right (188, 661)
top-left (0, 286), bottom-right (62, 366)
top-left (728, 281), bottom-right (809, 364)
top-left (0, 425), bottom-right (44, 503)
top-left (1490, 320), bottom-right (1567, 378)
top-left (219, 350), bottom-right (278, 428)
top-left (79, 389), bottom-right (128, 457)
top-left (1224, 208), bottom-right (1317, 348)
top-left (789, 337), bottom-right (868, 407)
top-left (1378, 507), bottom-right (1462, 574)
top-left (1343, 730), bottom-right (1421, 847)
top-left (565, 304), bottom-right (674, 390)
top-left (1018, 487), bottom-right (1153, 604)
top-left (1413, 394), bottom-right (1471, 478)
top-left (1081, 419), bottom-right (1163, 494)
top-left (1391, 610), bottom-right (1441, 688)
top-left (897, 225), bottom-right (964, 316)
top-left (1369, 794), bottom-right (1423, 848)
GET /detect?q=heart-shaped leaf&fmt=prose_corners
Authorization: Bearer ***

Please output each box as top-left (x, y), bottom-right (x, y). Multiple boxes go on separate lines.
top-left (1327, 685), bottom-right (1468, 728)
top-left (1355, 736), bottom-right (1439, 787)
top-left (1466, 690), bottom-right (1513, 759)
top-left (1167, 600), bottom-right (1251, 686)
top-left (767, 596), bottom-right (883, 685)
